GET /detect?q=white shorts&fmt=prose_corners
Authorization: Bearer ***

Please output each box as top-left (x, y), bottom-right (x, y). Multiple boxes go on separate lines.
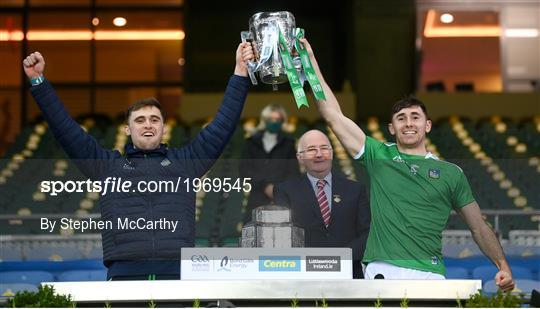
top-left (364, 261), bottom-right (445, 279)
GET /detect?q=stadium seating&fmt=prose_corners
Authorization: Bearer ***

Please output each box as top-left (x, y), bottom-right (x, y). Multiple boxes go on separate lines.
top-left (2, 116), bottom-right (538, 236)
top-left (0, 115), bottom-right (538, 292)
top-left (506, 245), bottom-right (540, 257)
top-left (57, 269), bottom-right (107, 282)
top-left (483, 279), bottom-right (540, 295)
top-left (445, 266), bottom-right (470, 279)
top-left (24, 246), bottom-right (85, 261)
top-left (0, 283), bottom-right (38, 297)
top-left (443, 243), bottom-right (483, 258)
top-left (85, 246), bottom-right (103, 259)
top-left (0, 242), bottom-right (24, 262)
top-left (0, 270), bottom-right (54, 286)
top-left (473, 265), bottom-right (534, 282)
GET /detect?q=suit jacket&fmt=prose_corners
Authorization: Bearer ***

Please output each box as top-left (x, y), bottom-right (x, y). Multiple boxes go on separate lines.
top-left (239, 130), bottom-right (300, 222)
top-left (274, 172), bottom-right (370, 278)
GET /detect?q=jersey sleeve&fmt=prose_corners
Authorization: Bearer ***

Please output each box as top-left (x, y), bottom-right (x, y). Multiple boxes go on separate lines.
top-left (354, 136), bottom-right (384, 168)
top-left (453, 170), bottom-right (476, 209)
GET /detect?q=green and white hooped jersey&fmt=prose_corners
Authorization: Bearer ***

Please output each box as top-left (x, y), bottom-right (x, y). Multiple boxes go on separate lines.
top-left (356, 136), bottom-right (475, 276)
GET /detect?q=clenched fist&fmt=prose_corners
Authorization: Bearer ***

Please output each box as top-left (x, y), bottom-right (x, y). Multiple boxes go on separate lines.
top-left (495, 269), bottom-right (515, 292)
top-left (23, 52), bottom-right (45, 80)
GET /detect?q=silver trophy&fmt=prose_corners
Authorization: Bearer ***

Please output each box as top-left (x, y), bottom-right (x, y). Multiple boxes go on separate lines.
top-left (241, 11), bottom-right (301, 90)
top-left (241, 205), bottom-right (305, 248)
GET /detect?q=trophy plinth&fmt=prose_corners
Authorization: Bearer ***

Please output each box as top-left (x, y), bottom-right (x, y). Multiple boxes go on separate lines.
top-left (241, 205), bottom-right (304, 248)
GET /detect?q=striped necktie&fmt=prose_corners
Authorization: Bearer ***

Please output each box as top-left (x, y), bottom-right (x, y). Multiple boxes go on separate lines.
top-left (317, 179), bottom-right (330, 228)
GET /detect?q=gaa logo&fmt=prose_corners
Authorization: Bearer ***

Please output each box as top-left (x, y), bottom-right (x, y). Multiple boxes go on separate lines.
top-left (190, 255), bottom-right (209, 263)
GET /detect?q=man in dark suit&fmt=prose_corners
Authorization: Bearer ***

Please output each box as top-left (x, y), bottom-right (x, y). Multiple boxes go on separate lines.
top-left (273, 130), bottom-right (370, 279)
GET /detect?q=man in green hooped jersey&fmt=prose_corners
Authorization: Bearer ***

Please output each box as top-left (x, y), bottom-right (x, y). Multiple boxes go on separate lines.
top-left (297, 38), bottom-right (514, 291)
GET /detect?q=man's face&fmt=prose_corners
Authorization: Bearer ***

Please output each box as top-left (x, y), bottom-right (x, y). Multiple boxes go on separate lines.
top-left (297, 131), bottom-right (333, 176)
top-left (388, 106), bottom-right (432, 149)
top-left (124, 106), bottom-right (166, 150)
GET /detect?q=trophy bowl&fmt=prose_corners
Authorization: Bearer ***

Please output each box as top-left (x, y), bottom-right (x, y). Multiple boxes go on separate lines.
top-left (245, 11), bottom-right (296, 85)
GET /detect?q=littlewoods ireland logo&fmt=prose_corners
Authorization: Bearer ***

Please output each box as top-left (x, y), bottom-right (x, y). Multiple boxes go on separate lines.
top-left (259, 256), bottom-right (301, 272)
top-left (306, 256), bottom-right (341, 272)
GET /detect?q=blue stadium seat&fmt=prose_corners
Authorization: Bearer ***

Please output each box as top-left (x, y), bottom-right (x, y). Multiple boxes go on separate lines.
top-left (473, 265), bottom-right (533, 282)
top-left (0, 283), bottom-right (38, 297)
top-left (445, 266), bottom-right (470, 279)
top-left (24, 246), bottom-right (84, 261)
top-left (507, 257), bottom-right (540, 281)
top-left (481, 280), bottom-right (499, 294)
top-left (444, 256), bottom-right (491, 270)
top-left (0, 245), bottom-right (24, 262)
top-left (85, 247), bottom-right (103, 259)
top-left (483, 279), bottom-right (540, 295)
top-left (0, 270), bottom-right (54, 285)
top-left (443, 244), bottom-right (483, 258)
top-left (514, 279), bottom-right (540, 294)
top-left (57, 270), bottom-right (107, 282)
top-left (505, 245), bottom-right (540, 258)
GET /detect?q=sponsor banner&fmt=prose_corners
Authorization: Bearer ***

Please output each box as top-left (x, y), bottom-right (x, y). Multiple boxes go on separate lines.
top-left (306, 256), bottom-right (341, 272)
top-left (258, 256), bottom-right (301, 272)
top-left (181, 248), bottom-right (351, 280)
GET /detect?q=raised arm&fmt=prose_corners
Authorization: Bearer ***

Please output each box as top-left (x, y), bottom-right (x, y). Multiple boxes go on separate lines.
top-left (180, 42), bottom-right (254, 177)
top-left (299, 38), bottom-right (366, 157)
top-left (23, 52), bottom-right (115, 175)
top-left (457, 202), bottom-right (515, 292)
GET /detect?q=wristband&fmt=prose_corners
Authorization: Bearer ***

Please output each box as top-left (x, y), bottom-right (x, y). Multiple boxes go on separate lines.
top-left (30, 76), bottom-right (45, 86)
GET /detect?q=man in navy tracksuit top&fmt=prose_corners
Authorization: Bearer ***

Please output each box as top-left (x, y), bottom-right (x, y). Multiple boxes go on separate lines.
top-left (23, 43), bottom-right (254, 280)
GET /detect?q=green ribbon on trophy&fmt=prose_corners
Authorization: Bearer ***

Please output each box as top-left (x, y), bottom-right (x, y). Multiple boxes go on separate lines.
top-left (277, 28), bottom-right (309, 109)
top-left (277, 27), bottom-right (326, 109)
top-left (294, 28), bottom-right (326, 101)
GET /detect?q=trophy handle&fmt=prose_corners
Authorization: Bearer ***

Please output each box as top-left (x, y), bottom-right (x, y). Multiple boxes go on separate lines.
top-left (241, 31), bottom-right (258, 85)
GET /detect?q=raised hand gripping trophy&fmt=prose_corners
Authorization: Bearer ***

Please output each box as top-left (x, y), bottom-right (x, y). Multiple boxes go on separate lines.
top-left (241, 11), bottom-right (326, 108)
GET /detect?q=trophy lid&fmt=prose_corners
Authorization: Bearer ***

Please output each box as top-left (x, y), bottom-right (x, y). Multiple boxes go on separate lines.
top-left (249, 11), bottom-right (295, 26)
top-left (251, 205), bottom-right (292, 224)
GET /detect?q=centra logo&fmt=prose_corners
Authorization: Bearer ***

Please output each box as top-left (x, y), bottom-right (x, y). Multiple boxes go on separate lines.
top-left (259, 256), bottom-right (301, 272)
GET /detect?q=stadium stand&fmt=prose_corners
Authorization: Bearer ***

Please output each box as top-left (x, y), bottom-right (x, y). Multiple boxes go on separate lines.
top-left (0, 283), bottom-right (38, 297)
top-left (0, 270), bottom-right (54, 286)
top-left (473, 265), bottom-right (534, 282)
top-left (445, 266), bottom-right (470, 279)
top-left (0, 115), bottom-right (538, 296)
top-left (57, 269), bottom-right (107, 282)
top-left (483, 279), bottom-right (540, 295)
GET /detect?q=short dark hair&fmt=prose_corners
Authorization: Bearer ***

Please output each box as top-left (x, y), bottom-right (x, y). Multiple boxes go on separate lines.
top-left (125, 98), bottom-right (166, 122)
top-left (390, 95), bottom-right (429, 120)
